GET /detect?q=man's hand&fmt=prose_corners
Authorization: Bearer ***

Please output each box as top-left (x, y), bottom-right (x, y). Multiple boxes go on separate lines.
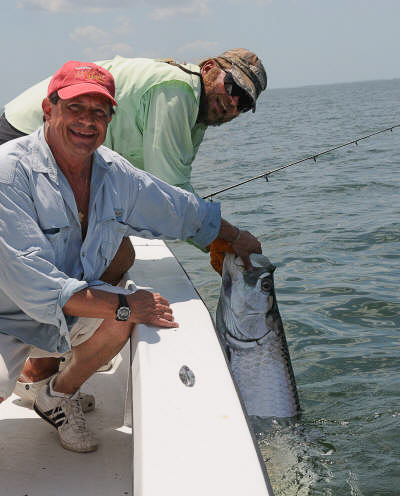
top-left (218, 219), bottom-right (262, 271)
top-left (128, 289), bottom-right (179, 328)
top-left (231, 230), bottom-right (262, 271)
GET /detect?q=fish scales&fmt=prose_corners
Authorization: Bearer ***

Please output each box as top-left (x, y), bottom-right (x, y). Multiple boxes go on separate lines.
top-left (216, 253), bottom-right (300, 418)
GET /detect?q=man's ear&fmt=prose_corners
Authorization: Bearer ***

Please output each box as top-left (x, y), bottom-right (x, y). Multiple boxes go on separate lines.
top-left (42, 97), bottom-right (52, 122)
top-left (200, 59), bottom-right (217, 76)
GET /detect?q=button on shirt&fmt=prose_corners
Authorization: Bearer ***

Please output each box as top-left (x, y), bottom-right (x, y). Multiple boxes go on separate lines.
top-left (0, 128), bottom-right (220, 353)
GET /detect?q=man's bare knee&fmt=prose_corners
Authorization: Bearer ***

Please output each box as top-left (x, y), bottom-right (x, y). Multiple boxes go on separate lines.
top-left (106, 320), bottom-right (134, 345)
top-left (100, 237), bottom-right (135, 285)
top-left (71, 319), bottom-right (133, 361)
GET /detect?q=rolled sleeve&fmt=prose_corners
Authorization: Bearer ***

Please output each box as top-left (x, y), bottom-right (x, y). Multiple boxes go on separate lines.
top-left (54, 278), bottom-right (88, 353)
top-left (58, 278), bottom-right (88, 309)
top-left (182, 196), bottom-right (221, 247)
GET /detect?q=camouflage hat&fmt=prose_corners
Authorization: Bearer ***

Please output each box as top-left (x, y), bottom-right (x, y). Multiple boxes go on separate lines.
top-left (218, 48), bottom-right (267, 113)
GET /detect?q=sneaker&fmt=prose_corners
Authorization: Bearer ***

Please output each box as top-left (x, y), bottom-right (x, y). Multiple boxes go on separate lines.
top-left (14, 375), bottom-right (95, 413)
top-left (34, 376), bottom-right (98, 453)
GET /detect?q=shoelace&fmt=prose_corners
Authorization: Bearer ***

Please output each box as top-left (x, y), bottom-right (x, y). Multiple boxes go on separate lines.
top-left (60, 397), bottom-right (88, 433)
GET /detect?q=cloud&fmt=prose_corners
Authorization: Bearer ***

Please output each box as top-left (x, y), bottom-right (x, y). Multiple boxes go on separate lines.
top-left (70, 25), bottom-right (110, 44)
top-left (145, 0), bottom-right (269, 20)
top-left (69, 24), bottom-right (134, 60)
top-left (150, 0), bottom-right (211, 20)
top-left (179, 40), bottom-right (220, 55)
top-left (114, 16), bottom-right (132, 36)
top-left (83, 43), bottom-right (135, 60)
top-left (17, 0), bottom-right (130, 13)
top-left (177, 40), bottom-right (221, 64)
top-left (227, 0), bottom-right (272, 3)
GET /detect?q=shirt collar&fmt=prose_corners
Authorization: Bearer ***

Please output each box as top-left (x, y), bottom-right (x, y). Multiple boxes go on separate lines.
top-left (30, 126), bottom-right (59, 183)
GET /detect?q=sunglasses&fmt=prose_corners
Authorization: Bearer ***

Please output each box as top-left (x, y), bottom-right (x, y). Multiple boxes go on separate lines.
top-left (224, 72), bottom-right (253, 113)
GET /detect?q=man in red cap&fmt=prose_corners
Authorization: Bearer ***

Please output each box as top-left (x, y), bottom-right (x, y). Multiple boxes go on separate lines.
top-left (1, 49), bottom-right (267, 411)
top-left (0, 60), bottom-right (261, 452)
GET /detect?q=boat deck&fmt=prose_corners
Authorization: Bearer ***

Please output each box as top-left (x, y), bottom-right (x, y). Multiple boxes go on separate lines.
top-left (0, 344), bottom-right (132, 496)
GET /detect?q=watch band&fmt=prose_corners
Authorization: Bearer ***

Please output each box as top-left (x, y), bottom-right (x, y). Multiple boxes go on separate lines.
top-left (116, 293), bottom-right (131, 321)
top-left (118, 293), bottom-right (129, 307)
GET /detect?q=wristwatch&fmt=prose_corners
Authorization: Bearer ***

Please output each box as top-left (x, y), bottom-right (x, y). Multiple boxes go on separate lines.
top-left (115, 293), bottom-right (131, 321)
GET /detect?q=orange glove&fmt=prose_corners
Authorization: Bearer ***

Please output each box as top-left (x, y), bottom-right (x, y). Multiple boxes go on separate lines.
top-left (209, 237), bottom-right (235, 275)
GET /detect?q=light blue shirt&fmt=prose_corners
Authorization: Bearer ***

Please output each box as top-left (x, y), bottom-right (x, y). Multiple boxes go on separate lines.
top-left (0, 127), bottom-right (220, 353)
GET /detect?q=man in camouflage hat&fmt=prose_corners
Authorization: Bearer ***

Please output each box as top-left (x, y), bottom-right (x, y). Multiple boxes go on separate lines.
top-left (1, 48), bottom-right (267, 192)
top-left (0, 49), bottom-right (267, 406)
top-left (197, 48), bottom-right (267, 124)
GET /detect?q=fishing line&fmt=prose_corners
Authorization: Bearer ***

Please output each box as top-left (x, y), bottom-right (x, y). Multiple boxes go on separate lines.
top-left (203, 124), bottom-right (400, 200)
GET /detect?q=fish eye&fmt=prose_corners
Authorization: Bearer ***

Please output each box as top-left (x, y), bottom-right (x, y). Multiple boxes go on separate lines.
top-left (260, 277), bottom-right (272, 292)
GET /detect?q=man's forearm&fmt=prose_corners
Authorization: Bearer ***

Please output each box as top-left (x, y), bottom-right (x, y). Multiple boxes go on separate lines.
top-left (63, 287), bottom-right (178, 328)
top-left (62, 288), bottom-right (119, 320)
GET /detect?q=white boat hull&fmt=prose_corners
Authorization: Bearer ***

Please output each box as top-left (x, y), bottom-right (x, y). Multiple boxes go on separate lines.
top-left (129, 237), bottom-right (273, 495)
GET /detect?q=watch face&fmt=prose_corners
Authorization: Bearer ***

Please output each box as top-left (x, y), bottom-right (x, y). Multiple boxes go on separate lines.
top-left (117, 306), bottom-right (131, 321)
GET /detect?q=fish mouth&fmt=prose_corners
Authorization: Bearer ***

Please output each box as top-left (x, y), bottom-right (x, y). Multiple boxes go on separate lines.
top-left (225, 327), bottom-right (272, 346)
top-left (226, 314), bottom-right (272, 338)
top-left (238, 311), bottom-right (266, 317)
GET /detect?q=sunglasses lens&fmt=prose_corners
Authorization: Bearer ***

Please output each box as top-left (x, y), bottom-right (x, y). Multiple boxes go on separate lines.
top-left (225, 83), bottom-right (233, 96)
top-left (238, 98), bottom-right (252, 113)
top-left (224, 72), bottom-right (235, 87)
top-left (224, 72), bottom-right (253, 112)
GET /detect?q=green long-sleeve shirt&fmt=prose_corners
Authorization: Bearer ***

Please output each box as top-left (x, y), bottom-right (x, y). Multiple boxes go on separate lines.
top-left (5, 56), bottom-right (207, 192)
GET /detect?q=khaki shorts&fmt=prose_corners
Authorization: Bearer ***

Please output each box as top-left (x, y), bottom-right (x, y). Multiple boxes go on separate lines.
top-left (0, 317), bottom-right (102, 400)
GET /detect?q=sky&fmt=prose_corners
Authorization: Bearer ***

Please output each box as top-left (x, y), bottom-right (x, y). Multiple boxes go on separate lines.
top-left (2, 0), bottom-right (400, 104)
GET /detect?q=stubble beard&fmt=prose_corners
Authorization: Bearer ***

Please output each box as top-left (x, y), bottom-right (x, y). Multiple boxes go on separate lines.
top-left (197, 68), bottom-right (225, 127)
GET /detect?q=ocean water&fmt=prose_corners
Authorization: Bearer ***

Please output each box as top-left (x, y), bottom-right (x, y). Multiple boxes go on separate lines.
top-left (169, 79), bottom-right (400, 495)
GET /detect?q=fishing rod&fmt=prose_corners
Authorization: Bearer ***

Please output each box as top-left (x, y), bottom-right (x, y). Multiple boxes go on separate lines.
top-left (203, 124), bottom-right (400, 200)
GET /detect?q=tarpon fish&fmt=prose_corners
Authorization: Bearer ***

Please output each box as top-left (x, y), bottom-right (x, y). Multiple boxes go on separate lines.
top-left (216, 253), bottom-right (300, 418)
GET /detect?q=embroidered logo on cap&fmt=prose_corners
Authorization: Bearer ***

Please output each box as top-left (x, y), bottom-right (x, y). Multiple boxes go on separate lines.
top-left (74, 66), bottom-right (106, 84)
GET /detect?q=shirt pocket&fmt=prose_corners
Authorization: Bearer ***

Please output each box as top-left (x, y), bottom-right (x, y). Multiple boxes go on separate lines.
top-left (99, 219), bottom-right (129, 268)
top-left (42, 225), bottom-right (72, 267)
top-left (33, 177), bottom-right (71, 266)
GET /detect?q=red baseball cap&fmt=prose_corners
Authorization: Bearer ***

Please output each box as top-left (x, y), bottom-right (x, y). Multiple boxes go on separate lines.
top-left (47, 61), bottom-right (117, 106)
